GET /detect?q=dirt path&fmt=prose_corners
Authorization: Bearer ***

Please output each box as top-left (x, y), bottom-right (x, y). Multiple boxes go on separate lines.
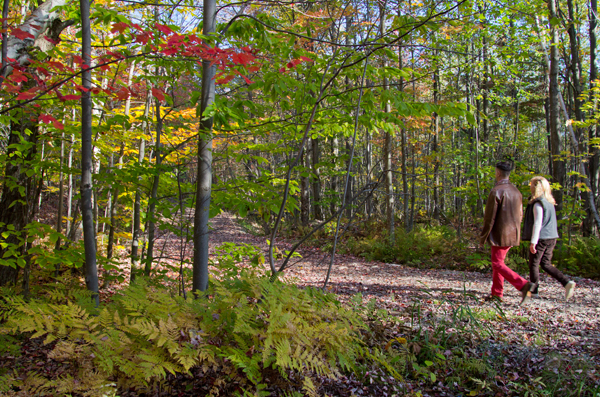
top-left (206, 213), bottom-right (600, 368)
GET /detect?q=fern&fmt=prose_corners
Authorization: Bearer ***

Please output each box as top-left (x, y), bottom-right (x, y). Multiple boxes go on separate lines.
top-left (0, 243), bottom-right (381, 396)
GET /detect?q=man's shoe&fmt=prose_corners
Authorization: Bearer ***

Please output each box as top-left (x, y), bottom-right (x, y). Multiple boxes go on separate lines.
top-left (565, 281), bottom-right (576, 301)
top-left (531, 293), bottom-right (540, 299)
top-left (520, 282), bottom-right (536, 306)
top-left (484, 295), bottom-right (502, 303)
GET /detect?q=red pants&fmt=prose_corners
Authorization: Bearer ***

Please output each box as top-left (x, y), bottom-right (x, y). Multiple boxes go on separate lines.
top-left (491, 246), bottom-right (528, 297)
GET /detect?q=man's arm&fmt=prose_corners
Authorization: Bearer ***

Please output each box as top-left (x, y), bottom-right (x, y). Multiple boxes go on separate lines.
top-left (480, 191), bottom-right (498, 246)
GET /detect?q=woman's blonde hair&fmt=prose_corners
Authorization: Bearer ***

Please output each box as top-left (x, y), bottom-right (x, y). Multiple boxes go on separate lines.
top-left (530, 176), bottom-right (556, 205)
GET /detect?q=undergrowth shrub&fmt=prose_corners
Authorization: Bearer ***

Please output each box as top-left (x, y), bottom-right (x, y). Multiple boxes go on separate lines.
top-left (0, 243), bottom-right (396, 397)
top-left (553, 237), bottom-right (600, 279)
top-left (340, 224), bottom-right (466, 265)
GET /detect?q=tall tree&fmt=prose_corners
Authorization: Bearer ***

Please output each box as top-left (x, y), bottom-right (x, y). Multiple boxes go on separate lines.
top-left (0, 0), bottom-right (71, 286)
top-left (192, 0), bottom-right (216, 293)
top-left (548, 0), bottom-right (566, 217)
top-left (80, 0), bottom-right (99, 305)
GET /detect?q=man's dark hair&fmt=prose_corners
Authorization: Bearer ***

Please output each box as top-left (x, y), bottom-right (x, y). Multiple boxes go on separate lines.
top-left (496, 161), bottom-right (513, 178)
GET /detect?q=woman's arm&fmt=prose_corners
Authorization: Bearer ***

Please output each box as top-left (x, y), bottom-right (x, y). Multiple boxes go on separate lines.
top-left (530, 202), bottom-right (543, 253)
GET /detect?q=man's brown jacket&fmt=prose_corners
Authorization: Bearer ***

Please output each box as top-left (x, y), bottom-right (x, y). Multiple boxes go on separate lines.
top-left (480, 179), bottom-right (523, 247)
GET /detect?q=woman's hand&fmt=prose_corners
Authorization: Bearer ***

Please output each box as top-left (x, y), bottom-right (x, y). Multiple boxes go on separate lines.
top-left (530, 243), bottom-right (537, 254)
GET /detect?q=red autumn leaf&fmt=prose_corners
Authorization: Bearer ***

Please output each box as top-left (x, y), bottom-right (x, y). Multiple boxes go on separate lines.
top-left (54, 89), bottom-right (65, 101)
top-left (279, 67), bottom-right (286, 73)
top-left (36, 67), bottom-right (51, 77)
top-left (286, 61), bottom-right (295, 69)
top-left (166, 34), bottom-right (184, 46)
top-left (39, 114), bottom-right (58, 124)
top-left (114, 87), bottom-right (130, 100)
top-left (44, 35), bottom-right (59, 45)
top-left (216, 74), bottom-right (235, 85)
top-left (151, 88), bottom-right (165, 102)
top-left (299, 56), bottom-right (313, 62)
top-left (62, 94), bottom-right (81, 101)
top-left (75, 85), bottom-right (90, 92)
top-left (47, 61), bottom-right (65, 71)
top-left (231, 52), bottom-right (254, 66)
top-left (73, 55), bottom-right (83, 65)
top-left (154, 23), bottom-right (173, 35)
top-left (111, 22), bottom-right (130, 34)
top-left (91, 87), bottom-right (101, 94)
top-left (135, 32), bottom-right (152, 45)
top-left (241, 75), bottom-right (253, 85)
top-left (52, 120), bottom-right (64, 130)
top-left (12, 28), bottom-right (34, 40)
top-left (160, 47), bottom-right (178, 56)
top-left (3, 83), bottom-right (20, 93)
top-left (16, 91), bottom-right (36, 100)
top-left (248, 66), bottom-right (260, 73)
top-left (10, 70), bottom-right (28, 83)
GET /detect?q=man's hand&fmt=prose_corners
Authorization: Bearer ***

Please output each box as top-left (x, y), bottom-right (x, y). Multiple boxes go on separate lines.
top-left (529, 243), bottom-right (537, 254)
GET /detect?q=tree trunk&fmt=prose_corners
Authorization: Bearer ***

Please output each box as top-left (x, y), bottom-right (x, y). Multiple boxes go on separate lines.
top-left (311, 137), bottom-right (323, 220)
top-left (0, 0), bottom-right (9, 77)
top-left (0, 115), bottom-right (40, 286)
top-left (0, 0), bottom-right (71, 285)
top-left (107, 61), bottom-right (135, 260)
top-left (192, 0), bottom-right (216, 293)
top-left (131, 93), bottom-right (150, 281)
top-left (365, 127), bottom-right (372, 219)
top-left (548, 0), bottom-right (566, 216)
top-left (80, 0), bottom-right (99, 306)
top-left (344, 139), bottom-right (354, 219)
top-left (587, 0), bottom-right (599, 236)
top-left (66, 129), bottom-right (74, 235)
top-left (432, 61), bottom-right (440, 221)
top-left (380, 5), bottom-right (394, 242)
top-left (144, 95), bottom-right (163, 276)
top-left (330, 136), bottom-right (339, 217)
top-left (301, 148), bottom-right (310, 226)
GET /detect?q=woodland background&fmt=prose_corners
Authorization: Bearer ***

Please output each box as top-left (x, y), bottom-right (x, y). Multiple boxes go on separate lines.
top-left (0, 0), bottom-right (599, 395)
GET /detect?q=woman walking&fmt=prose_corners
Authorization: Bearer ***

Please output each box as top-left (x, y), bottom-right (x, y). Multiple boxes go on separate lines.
top-left (523, 176), bottom-right (576, 300)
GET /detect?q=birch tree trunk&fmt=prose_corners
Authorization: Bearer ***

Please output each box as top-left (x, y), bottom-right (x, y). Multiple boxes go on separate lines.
top-left (0, 0), bottom-right (72, 286)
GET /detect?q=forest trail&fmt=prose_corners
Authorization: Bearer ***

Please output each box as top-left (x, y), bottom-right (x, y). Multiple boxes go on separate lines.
top-left (206, 212), bottom-right (600, 367)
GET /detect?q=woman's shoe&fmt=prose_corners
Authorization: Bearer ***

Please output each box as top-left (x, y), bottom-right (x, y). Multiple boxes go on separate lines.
top-left (565, 281), bottom-right (576, 301)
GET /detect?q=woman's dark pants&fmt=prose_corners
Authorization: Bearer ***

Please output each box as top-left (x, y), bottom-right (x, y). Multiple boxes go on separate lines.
top-left (529, 238), bottom-right (570, 294)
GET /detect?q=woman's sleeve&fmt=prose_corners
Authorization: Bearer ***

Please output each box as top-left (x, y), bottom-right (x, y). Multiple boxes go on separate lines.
top-left (531, 202), bottom-right (543, 245)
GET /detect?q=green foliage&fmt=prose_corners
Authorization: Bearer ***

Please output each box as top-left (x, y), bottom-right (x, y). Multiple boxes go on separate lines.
top-left (0, 244), bottom-right (374, 396)
top-left (340, 224), bottom-right (466, 266)
top-left (553, 237), bottom-right (600, 279)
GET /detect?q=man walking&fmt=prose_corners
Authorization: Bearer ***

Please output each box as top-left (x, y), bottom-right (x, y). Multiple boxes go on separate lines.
top-left (480, 161), bottom-right (536, 305)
